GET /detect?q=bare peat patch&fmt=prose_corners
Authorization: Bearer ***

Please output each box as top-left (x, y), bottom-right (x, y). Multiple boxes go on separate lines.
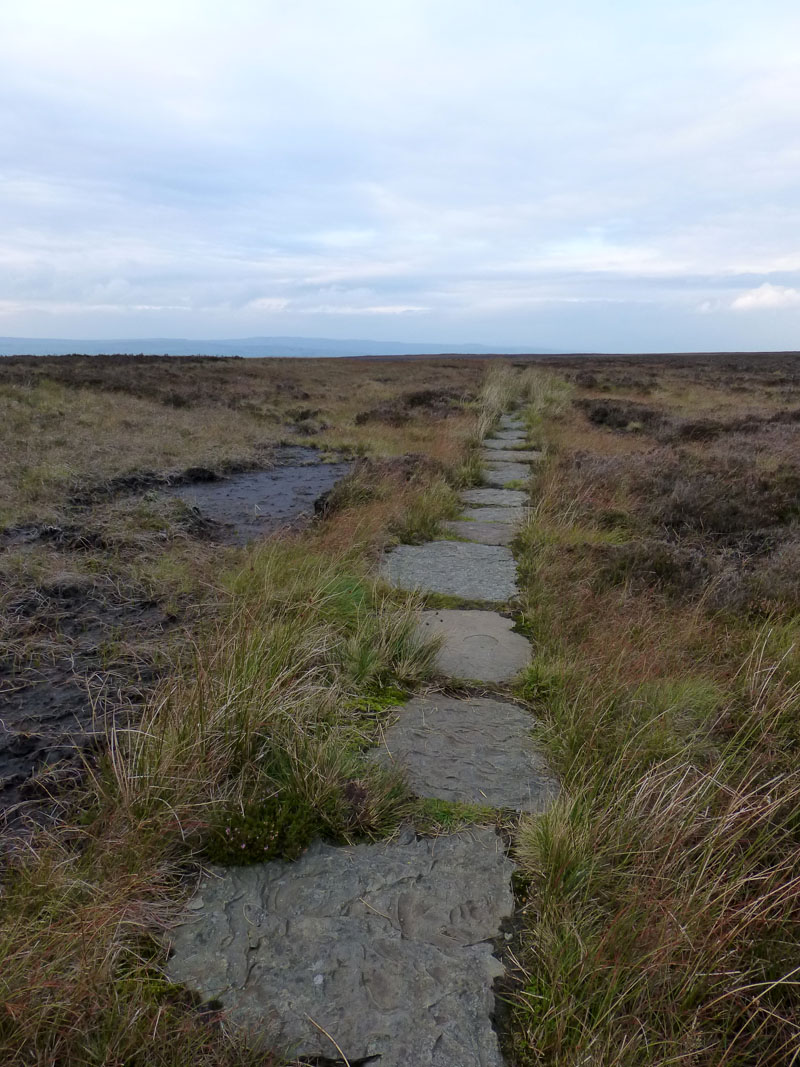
top-left (162, 447), bottom-right (352, 544)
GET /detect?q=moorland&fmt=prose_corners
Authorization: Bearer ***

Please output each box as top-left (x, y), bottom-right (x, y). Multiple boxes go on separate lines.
top-left (1, 351), bottom-right (798, 1065)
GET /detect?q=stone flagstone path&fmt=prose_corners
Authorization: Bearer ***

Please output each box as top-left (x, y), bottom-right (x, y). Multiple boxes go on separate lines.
top-left (462, 487), bottom-right (528, 508)
top-left (483, 436), bottom-right (522, 449)
top-left (374, 695), bottom-right (559, 812)
top-left (444, 518), bottom-right (516, 545)
top-left (169, 827), bottom-right (515, 1066)
top-left (460, 505), bottom-right (527, 523)
top-left (416, 608), bottom-right (531, 682)
top-left (483, 462), bottom-right (530, 487)
top-left (382, 540), bottom-right (518, 602)
top-left (167, 411), bottom-right (557, 1066)
top-left (492, 430), bottom-right (528, 442)
top-left (482, 448), bottom-right (543, 463)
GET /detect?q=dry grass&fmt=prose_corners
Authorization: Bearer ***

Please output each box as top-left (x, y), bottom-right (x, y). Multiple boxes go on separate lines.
top-left (0, 355), bottom-right (486, 527)
top-left (0, 380), bottom-right (273, 527)
top-left (0, 524), bottom-right (445, 1066)
top-left (0, 353), bottom-right (487, 1065)
top-left (509, 360), bottom-right (800, 1065)
top-left (7, 353), bottom-right (798, 1063)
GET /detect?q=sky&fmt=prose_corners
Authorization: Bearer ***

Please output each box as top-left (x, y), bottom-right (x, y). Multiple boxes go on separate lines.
top-left (2, 0), bottom-right (800, 352)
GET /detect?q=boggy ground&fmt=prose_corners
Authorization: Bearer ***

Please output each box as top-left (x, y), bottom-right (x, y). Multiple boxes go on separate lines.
top-left (506, 356), bottom-right (800, 1065)
top-left (0, 355), bottom-right (483, 826)
top-left (0, 352), bottom-right (490, 1065)
top-left (538, 351), bottom-right (800, 615)
top-left (2, 354), bottom-right (800, 1065)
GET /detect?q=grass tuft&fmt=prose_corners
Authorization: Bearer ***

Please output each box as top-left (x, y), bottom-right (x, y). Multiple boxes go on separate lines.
top-left (389, 478), bottom-right (461, 543)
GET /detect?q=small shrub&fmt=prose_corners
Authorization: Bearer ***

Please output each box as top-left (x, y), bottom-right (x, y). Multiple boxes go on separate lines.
top-left (640, 455), bottom-right (800, 536)
top-left (595, 538), bottom-right (711, 597)
top-left (205, 794), bottom-right (321, 865)
top-left (448, 449), bottom-right (483, 489)
top-left (576, 396), bottom-right (664, 433)
top-left (354, 387), bottom-right (471, 426)
top-left (747, 538), bottom-right (800, 611)
top-left (389, 478), bottom-right (460, 543)
top-left (330, 768), bottom-right (412, 837)
top-left (516, 656), bottom-right (573, 709)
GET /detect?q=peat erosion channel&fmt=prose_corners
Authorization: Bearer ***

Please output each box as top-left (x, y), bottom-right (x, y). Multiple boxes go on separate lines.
top-left (0, 446), bottom-right (351, 818)
top-left (163, 446), bottom-right (352, 544)
top-left (168, 414), bottom-right (557, 1067)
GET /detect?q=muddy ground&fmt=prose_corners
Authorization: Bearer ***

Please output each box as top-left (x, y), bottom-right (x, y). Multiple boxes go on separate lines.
top-left (163, 447), bottom-right (351, 544)
top-left (5, 349), bottom-right (798, 828)
top-left (0, 447), bottom-right (351, 824)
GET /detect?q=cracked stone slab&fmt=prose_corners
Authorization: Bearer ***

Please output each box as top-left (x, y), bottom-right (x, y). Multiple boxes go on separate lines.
top-left (382, 541), bottom-right (517, 601)
top-left (483, 437), bottom-right (527, 450)
top-left (487, 431), bottom-right (527, 444)
top-left (499, 415), bottom-right (525, 430)
top-left (168, 827), bottom-right (515, 1067)
top-left (481, 449), bottom-right (543, 464)
top-left (462, 488), bottom-right (528, 508)
top-left (417, 609), bottom-right (531, 682)
top-left (375, 694), bottom-right (559, 812)
top-left (444, 519), bottom-right (516, 545)
top-left (459, 506), bottom-right (526, 524)
top-left (483, 463), bottom-right (531, 487)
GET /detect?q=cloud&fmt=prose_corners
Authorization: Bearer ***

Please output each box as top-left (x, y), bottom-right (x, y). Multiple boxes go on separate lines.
top-left (247, 298), bottom-right (290, 312)
top-left (2, 1), bottom-right (800, 348)
top-left (306, 304), bottom-right (429, 316)
top-left (731, 283), bottom-right (800, 311)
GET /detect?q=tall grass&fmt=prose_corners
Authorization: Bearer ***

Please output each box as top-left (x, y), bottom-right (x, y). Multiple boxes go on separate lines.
top-left (0, 831), bottom-right (267, 1067)
top-left (106, 543), bottom-right (437, 836)
top-left (508, 370), bottom-right (800, 1066)
top-left (476, 364), bottom-right (520, 437)
top-left (517, 368), bottom-right (572, 416)
top-left (512, 662), bottom-right (800, 1065)
top-left (0, 542), bottom-right (439, 1064)
top-left (389, 477), bottom-right (461, 542)
top-left (476, 364), bottom-right (572, 441)
top-left (0, 356), bottom-right (486, 1064)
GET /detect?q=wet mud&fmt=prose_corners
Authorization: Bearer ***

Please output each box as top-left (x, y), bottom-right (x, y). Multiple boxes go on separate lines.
top-left (1, 446), bottom-right (351, 823)
top-left (0, 580), bottom-right (174, 820)
top-left (162, 447), bottom-right (352, 544)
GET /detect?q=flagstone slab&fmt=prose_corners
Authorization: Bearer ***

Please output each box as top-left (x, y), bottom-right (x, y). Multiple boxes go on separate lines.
top-left (489, 430), bottom-right (528, 443)
top-left (375, 694), bottom-right (559, 812)
top-left (417, 609), bottom-right (531, 682)
top-left (481, 449), bottom-right (543, 463)
top-left (459, 506), bottom-right (526, 524)
top-left (499, 417), bottom-right (525, 432)
top-left (462, 488), bottom-right (528, 508)
top-left (382, 540), bottom-right (518, 601)
top-left (444, 519), bottom-right (516, 545)
top-left (483, 463), bottom-right (531, 487)
top-left (167, 826), bottom-right (514, 1067)
top-left (483, 436), bottom-right (527, 449)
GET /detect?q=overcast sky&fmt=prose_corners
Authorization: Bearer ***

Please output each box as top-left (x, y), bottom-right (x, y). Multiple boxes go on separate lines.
top-left (2, 0), bottom-right (800, 351)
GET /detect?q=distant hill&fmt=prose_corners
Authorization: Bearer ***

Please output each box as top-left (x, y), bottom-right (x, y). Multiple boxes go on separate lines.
top-left (0, 336), bottom-right (557, 358)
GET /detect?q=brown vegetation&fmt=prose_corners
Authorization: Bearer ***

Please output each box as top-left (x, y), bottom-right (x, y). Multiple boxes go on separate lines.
top-left (509, 357), bottom-right (800, 1065)
top-left (0, 355), bottom-right (484, 823)
top-left (0, 352), bottom-right (489, 1065)
top-left (3, 352), bottom-right (800, 1064)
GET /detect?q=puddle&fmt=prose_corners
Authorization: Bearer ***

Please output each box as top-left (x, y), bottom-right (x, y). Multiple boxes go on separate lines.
top-left (163, 447), bottom-right (352, 544)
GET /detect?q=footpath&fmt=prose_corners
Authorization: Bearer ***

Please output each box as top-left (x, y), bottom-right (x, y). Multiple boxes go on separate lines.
top-left (167, 413), bottom-right (558, 1066)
